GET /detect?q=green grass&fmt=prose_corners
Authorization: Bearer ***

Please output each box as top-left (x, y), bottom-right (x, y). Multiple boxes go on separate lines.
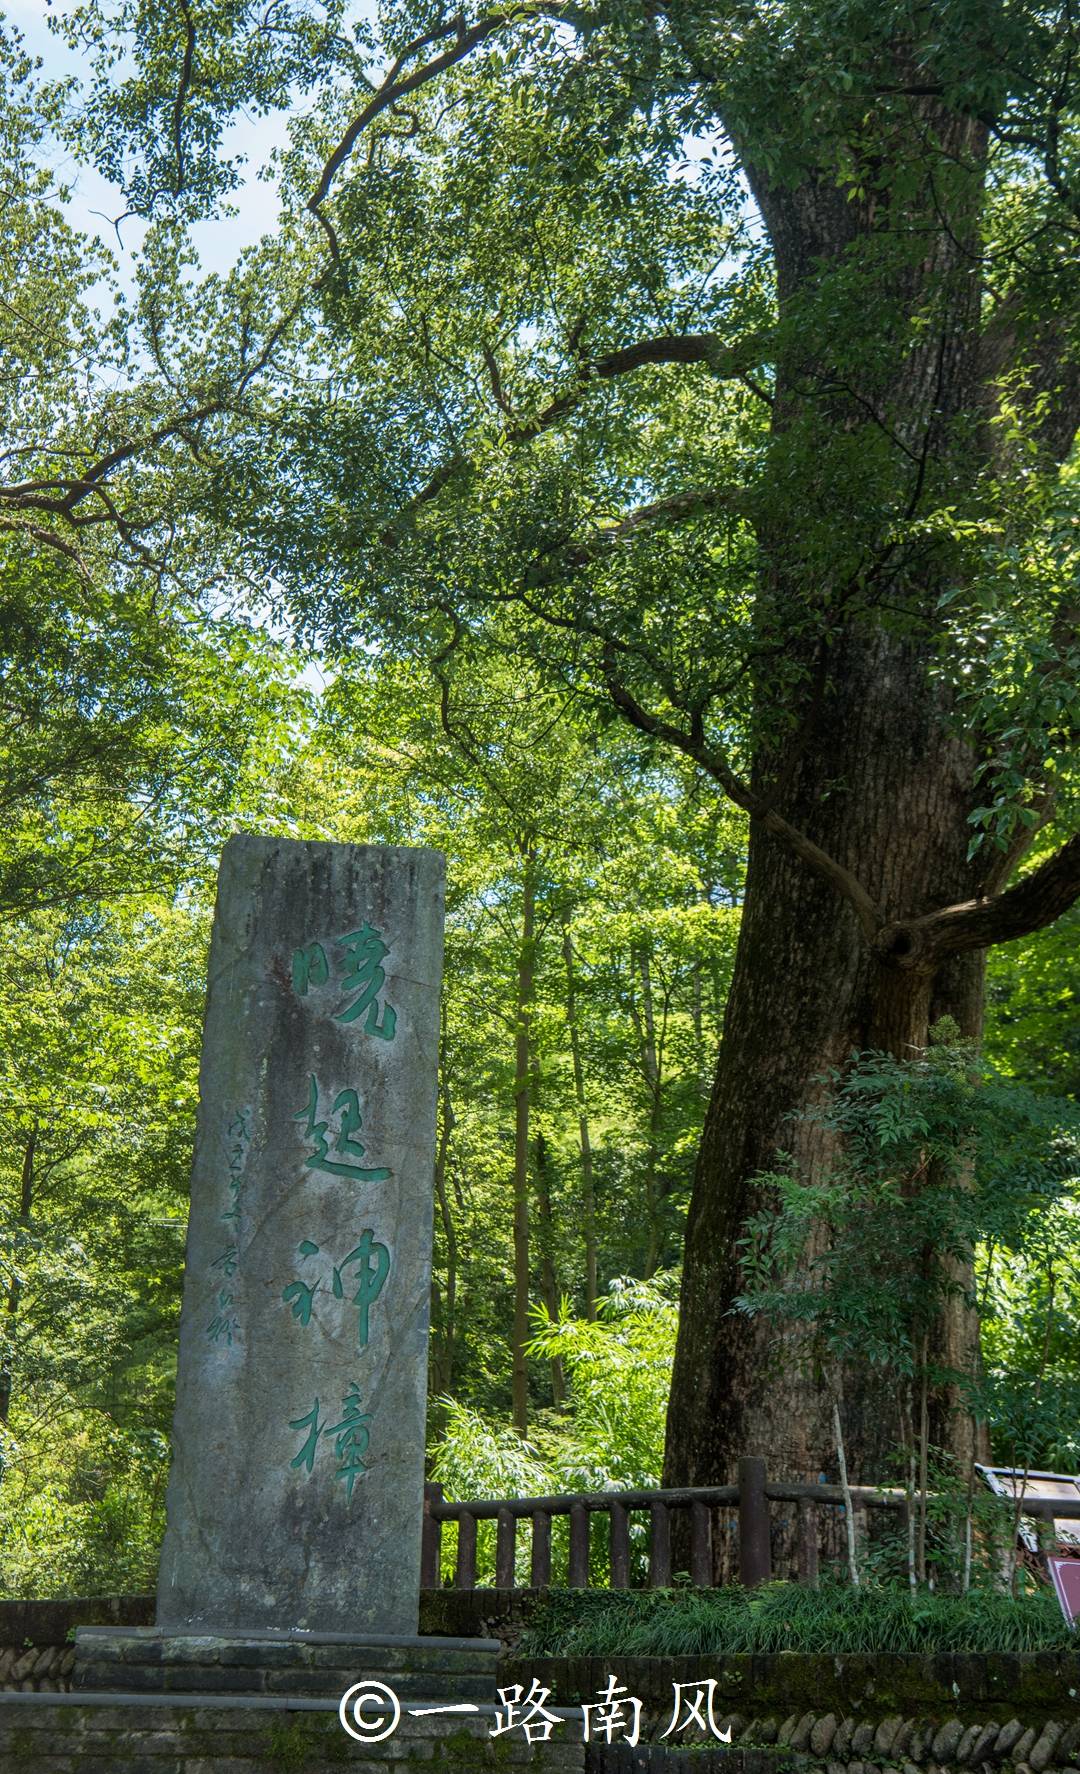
top-left (517, 1582), bottom-right (1077, 1658)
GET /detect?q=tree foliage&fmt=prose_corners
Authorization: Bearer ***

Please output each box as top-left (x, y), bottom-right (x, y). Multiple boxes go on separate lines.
top-left (737, 1033), bottom-right (1080, 1479)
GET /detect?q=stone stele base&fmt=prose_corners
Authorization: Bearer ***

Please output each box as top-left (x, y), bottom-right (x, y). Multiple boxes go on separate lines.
top-left (0, 1625), bottom-right (558, 1774)
top-left (72, 1624), bottom-right (500, 1702)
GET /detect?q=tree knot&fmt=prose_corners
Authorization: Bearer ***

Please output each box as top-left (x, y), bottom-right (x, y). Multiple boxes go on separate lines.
top-left (873, 922), bottom-right (930, 970)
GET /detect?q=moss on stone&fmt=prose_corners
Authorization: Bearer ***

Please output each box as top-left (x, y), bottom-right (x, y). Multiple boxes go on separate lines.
top-left (258, 1713), bottom-right (352, 1770)
top-left (503, 1650), bottom-right (1080, 1728)
top-left (265, 1716), bottom-right (317, 1773)
top-left (4, 1724), bottom-right (37, 1763)
top-left (435, 1723), bottom-right (514, 1765)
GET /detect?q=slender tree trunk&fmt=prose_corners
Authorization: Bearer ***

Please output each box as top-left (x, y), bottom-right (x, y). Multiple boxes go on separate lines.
top-left (534, 1127), bottom-right (567, 1407)
top-left (691, 958), bottom-right (705, 1074)
top-left (430, 1066), bottom-right (457, 1402)
top-left (630, 947), bottom-right (664, 1279)
top-left (833, 1393), bottom-right (860, 1588)
top-left (561, 908), bottom-right (598, 1317)
top-left (917, 1336), bottom-right (931, 1584)
top-left (962, 1454), bottom-right (977, 1594)
top-left (664, 104), bottom-right (1000, 1489)
top-left (512, 847), bottom-right (537, 1434)
top-left (0, 1127), bottom-right (35, 1479)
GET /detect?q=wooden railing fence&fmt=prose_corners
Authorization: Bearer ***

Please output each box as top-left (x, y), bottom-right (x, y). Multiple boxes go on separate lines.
top-left (420, 1459), bottom-right (1080, 1592)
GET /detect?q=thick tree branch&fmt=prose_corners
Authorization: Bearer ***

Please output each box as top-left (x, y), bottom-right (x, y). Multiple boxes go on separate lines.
top-left (0, 399), bottom-right (220, 521)
top-left (387, 323), bottom-right (768, 527)
top-left (608, 661), bottom-right (1080, 970)
top-left (604, 662), bottom-right (883, 941)
top-left (557, 482), bottom-right (745, 561)
top-left (307, 7), bottom-right (540, 254)
top-left (504, 328), bottom-right (772, 442)
top-left (0, 515), bottom-right (91, 578)
top-left (876, 833), bottom-right (1080, 966)
top-left (0, 270), bottom-right (314, 549)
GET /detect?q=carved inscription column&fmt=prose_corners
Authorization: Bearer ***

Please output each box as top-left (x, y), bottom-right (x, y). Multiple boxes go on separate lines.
top-left (156, 836), bottom-right (445, 1634)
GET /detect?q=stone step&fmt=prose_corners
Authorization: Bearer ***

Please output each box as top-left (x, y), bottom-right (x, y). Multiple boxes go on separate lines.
top-left (72, 1627), bottom-right (502, 1701)
top-left (74, 1658), bottom-right (499, 1699)
top-left (75, 1629), bottom-right (497, 1672)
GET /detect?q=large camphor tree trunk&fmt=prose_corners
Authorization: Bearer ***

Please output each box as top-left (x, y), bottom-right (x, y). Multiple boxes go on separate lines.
top-left (663, 716), bottom-right (990, 1488)
top-left (662, 80), bottom-right (1080, 1490)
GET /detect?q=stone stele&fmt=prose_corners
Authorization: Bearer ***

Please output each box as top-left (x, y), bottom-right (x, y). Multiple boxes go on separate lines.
top-left (156, 835), bottom-right (446, 1635)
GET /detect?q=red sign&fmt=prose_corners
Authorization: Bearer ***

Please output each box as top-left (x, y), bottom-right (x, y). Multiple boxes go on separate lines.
top-left (1048, 1557), bottom-right (1080, 1628)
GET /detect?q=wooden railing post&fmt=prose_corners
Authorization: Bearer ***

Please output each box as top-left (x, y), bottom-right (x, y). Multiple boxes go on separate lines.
top-left (609, 1501), bottom-right (630, 1589)
top-left (531, 1509), bottom-right (552, 1588)
top-left (455, 1509), bottom-right (478, 1590)
top-left (649, 1499), bottom-right (672, 1587)
top-left (421, 1481), bottom-right (444, 1588)
top-left (495, 1507), bottom-right (517, 1589)
top-left (738, 1456), bottom-right (771, 1587)
top-left (568, 1501), bottom-right (590, 1587)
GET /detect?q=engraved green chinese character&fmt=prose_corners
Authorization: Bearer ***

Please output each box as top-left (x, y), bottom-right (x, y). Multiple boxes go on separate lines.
top-left (293, 1075), bottom-right (390, 1181)
top-left (289, 1398), bottom-right (323, 1473)
top-left (287, 1385), bottom-right (372, 1498)
top-left (282, 1240), bottom-right (323, 1325)
top-left (207, 1289), bottom-right (239, 1344)
top-left (332, 1229), bottom-right (390, 1349)
top-left (292, 941), bottom-right (330, 996)
top-left (282, 1276), bottom-right (320, 1325)
top-left (281, 1234), bottom-right (389, 1346)
top-left (335, 924), bottom-right (397, 1039)
top-left (324, 1382), bottom-right (373, 1499)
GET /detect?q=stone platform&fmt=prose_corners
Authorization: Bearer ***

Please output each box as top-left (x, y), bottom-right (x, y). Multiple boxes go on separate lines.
top-left (73, 1626), bottom-right (501, 1702)
top-left (0, 1692), bottom-right (586, 1772)
top-left (0, 1630), bottom-right (581, 1772)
